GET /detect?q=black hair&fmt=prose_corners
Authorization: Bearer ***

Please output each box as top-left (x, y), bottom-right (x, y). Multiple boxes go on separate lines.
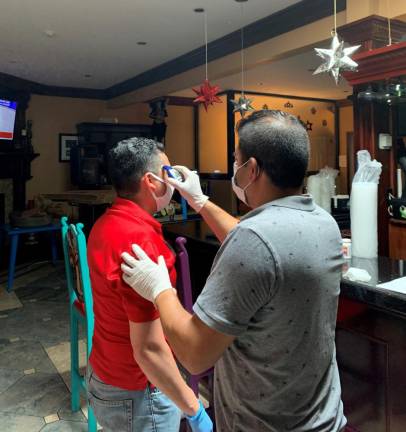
top-left (108, 137), bottom-right (164, 196)
top-left (236, 110), bottom-right (309, 189)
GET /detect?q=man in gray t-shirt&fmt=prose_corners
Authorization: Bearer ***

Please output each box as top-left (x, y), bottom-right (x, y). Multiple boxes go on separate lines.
top-left (195, 196), bottom-right (345, 431)
top-left (121, 110), bottom-right (347, 431)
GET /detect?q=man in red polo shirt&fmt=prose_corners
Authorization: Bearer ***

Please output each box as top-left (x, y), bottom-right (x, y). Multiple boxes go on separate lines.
top-left (86, 137), bottom-right (212, 432)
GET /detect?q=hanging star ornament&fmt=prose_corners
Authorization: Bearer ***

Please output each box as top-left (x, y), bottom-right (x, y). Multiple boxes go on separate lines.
top-left (193, 79), bottom-right (222, 111)
top-left (231, 95), bottom-right (255, 117)
top-left (313, 33), bottom-right (361, 84)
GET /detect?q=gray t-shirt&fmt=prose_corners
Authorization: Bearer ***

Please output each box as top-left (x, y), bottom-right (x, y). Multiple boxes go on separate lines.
top-left (194, 195), bottom-right (346, 432)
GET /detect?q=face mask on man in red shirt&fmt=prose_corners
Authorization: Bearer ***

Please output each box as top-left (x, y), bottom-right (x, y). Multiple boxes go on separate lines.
top-left (147, 172), bottom-right (175, 212)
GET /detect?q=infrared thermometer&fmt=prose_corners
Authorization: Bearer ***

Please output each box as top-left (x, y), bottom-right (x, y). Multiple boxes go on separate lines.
top-left (162, 165), bottom-right (187, 220)
top-left (162, 165), bottom-right (184, 182)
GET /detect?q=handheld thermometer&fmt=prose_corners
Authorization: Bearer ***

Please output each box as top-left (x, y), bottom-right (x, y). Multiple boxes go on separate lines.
top-left (162, 165), bottom-right (184, 182)
top-left (162, 165), bottom-right (187, 220)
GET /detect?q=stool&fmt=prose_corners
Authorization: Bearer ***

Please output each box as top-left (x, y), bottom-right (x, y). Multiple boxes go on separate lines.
top-left (0, 223), bottom-right (59, 292)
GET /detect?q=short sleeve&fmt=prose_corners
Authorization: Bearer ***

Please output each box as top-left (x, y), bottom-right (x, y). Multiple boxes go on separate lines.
top-left (112, 240), bottom-right (163, 323)
top-left (194, 226), bottom-right (277, 336)
top-left (117, 278), bottom-right (160, 323)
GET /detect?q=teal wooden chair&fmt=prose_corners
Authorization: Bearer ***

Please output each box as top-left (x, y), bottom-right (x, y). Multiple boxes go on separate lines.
top-left (61, 217), bottom-right (97, 432)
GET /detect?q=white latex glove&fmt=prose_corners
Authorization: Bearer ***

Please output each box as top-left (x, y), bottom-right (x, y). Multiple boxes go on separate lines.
top-left (121, 244), bottom-right (173, 303)
top-left (166, 165), bottom-right (209, 213)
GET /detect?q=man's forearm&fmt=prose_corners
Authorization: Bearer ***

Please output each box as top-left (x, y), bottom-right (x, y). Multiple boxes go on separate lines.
top-left (155, 290), bottom-right (228, 374)
top-left (199, 200), bottom-right (239, 243)
top-left (135, 341), bottom-right (199, 415)
top-left (155, 291), bottom-right (200, 372)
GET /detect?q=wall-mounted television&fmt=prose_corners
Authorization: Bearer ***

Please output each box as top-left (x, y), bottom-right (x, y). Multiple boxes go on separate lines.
top-left (0, 99), bottom-right (18, 141)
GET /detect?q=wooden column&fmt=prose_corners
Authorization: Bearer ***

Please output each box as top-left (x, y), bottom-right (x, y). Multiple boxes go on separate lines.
top-left (353, 98), bottom-right (393, 255)
top-left (338, 16), bottom-right (406, 256)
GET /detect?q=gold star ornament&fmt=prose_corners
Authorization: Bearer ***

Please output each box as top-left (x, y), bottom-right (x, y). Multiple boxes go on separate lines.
top-left (313, 33), bottom-right (361, 84)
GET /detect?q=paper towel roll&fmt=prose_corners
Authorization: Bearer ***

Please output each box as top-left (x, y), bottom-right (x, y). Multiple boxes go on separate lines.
top-left (351, 182), bottom-right (378, 258)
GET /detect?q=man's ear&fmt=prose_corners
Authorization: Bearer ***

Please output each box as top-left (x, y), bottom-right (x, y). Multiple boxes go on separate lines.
top-left (162, 169), bottom-right (169, 182)
top-left (248, 157), bottom-right (260, 180)
top-left (142, 172), bottom-right (158, 192)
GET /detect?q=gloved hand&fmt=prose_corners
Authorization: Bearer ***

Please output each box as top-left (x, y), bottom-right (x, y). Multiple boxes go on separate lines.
top-left (166, 165), bottom-right (209, 213)
top-left (121, 244), bottom-right (172, 303)
top-left (186, 401), bottom-right (213, 432)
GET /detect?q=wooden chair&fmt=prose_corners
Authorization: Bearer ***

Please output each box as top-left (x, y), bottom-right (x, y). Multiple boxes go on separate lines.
top-left (174, 237), bottom-right (214, 402)
top-left (61, 217), bottom-right (97, 432)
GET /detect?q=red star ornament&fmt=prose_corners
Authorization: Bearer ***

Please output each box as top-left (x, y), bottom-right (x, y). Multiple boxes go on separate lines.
top-left (193, 79), bottom-right (222, 111)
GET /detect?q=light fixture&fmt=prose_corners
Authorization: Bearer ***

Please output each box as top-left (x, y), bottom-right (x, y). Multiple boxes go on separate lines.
top-left (395, 83), bottom-right (403, 97)
top-left (84, 74), bottom-right (92, 78)
top-left (137, 41), bottom-right (147, 46)
top-left (357, 84), bottom-right (374, 101)
top-left (235, 0), bottom-right (248, 2)
top-left (194, 8), bottom-right (204, 13)
top-left (385, 81), bottom-right (406, 102)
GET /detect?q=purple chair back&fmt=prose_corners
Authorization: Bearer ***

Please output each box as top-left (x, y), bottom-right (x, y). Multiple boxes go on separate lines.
top-left (175, 237), bottom-right (194, 313)
top-left (174, 237), bottom-right (216, 422)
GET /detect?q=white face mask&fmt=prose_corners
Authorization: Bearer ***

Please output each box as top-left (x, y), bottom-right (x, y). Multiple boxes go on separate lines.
top-left (231, 160), bottom-right (253, 205)
top-left (148, 173), bottom-right (175, 212)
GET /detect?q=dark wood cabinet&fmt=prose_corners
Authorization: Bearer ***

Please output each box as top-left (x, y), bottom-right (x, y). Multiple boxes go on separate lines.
top-left (337, 304), bottom-right (406, 432)
top-left (0, 152), bottom-right (39, 210)
top-left (72, 122), bottom-right (153, 188)
top-left (389, 219), bottom-right (406, 260)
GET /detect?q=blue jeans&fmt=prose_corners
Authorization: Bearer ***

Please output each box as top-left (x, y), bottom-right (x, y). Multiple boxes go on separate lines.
top-left (86, 366), bottom-right (181, 432)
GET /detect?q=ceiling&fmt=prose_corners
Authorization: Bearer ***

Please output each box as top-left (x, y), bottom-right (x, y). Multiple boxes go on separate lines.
top-left (0, 0), bottom-right (301, 89)
top-left (173, 49), bottom-right (352, 100)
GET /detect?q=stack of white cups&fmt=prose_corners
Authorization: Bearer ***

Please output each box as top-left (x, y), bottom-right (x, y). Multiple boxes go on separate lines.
top-left (351, 182), bottom-right (378, 258)
top-left (350, 150), bottom-right (382, 259)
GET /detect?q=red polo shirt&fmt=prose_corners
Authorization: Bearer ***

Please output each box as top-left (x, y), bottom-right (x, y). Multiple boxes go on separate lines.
top-left (87, 197), bottom-right (176, 390)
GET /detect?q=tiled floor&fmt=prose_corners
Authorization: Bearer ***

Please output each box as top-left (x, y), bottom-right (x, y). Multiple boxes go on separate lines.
top-left (0, 262), bottom-right (88, 432)
top-left (0, 261), bottom-right (208, 432)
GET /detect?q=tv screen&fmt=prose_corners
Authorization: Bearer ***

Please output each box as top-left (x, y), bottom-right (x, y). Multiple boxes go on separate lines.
top-left (0, 99), bottom-right (18, 140)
